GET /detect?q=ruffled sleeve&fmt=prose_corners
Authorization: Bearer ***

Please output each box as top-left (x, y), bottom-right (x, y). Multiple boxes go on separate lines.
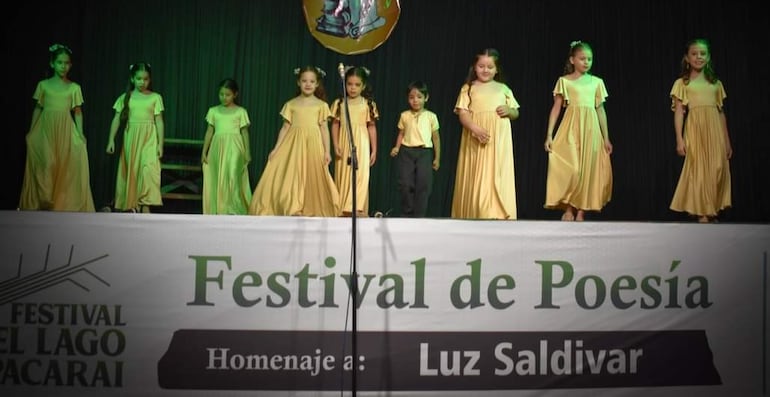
top-left (112, 93), bottom-right (126, 113)
top-left (238, 106), bottom-right (251, 128)
top-left (152, 93), bottom-right (165, 115)
top-left (204, 107), bottom-right (216, 125)
top-left (329, 98), bottom-right (341, 120)
top-left (32, 81), bottom-right (44, 107)
top-left (318, 101), bottom-right (331, 124)
top-left (594, 77), bottom-right (608, 108)
top-left (715, 80), bottom-right (727, 111)
top-left (503, 84), bottom-right (521, 110)
top-left (552, 77), bottom-right (569, 107)
top-left (669, 78), bottom-right (687, 111)
top-left (71, 83), bottom-right (84, 108)
top-left (279, 100), bottom-right (292, 123)
top-left (453, 84), bottom-right (471, 114)
top-left (368, 100), bottom-right (379, 121)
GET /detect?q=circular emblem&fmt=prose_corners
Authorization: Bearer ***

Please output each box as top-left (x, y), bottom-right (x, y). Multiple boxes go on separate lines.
top-left (303, 0), bottom-right (401, 55)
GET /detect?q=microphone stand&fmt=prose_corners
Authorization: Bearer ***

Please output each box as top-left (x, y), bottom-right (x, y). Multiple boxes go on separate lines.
top-left (339, 64), bottom-right (358, 397)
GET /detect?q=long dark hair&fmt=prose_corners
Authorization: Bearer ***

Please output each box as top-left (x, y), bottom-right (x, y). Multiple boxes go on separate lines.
top-left (120, 62), bottom-right (153, 121)
top-left (680, 38), bottom-right (719, 84)
top-left (463, 48), bottom-right (505, 108)
top-left (336, 66), bottom-right (375, 120)
top-left (563, 41), bottom-right (593, 75)
top-left (47, 43), bottom-right (73, 78)
top-left (294, 66), bottom-right (327, 101)
top-left (218, 78), bottom-right (240, 104)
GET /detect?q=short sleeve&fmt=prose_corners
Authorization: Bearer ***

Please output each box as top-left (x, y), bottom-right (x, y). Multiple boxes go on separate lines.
top-left (397, 111), bottom-right (407, 130)
top-left (238, 107), bottom-right (251, 128)
top-left (715, 80), bottom-right (727, 111)
top-left (369, 101), bottom-right (380, 121)
top-left (70, 83), bottom-right (84, 108)
top-left (112, 94), bottom-right (126, 113)
top-left (594, 77), bottom-right (608, 108)
top-left (503, 84), bottom-right (521, 110)
top-left (153, 94), bottom-right (165, 115)
top-left (429, 111), bottom-right (440, 132)
top-left (329, 98), bottom-right (341, 120)
top-left (318, 101), bottom-right (331, 124)
top-left (279, 100), bottom-right (292, 123)
top-left (205, 107), bottom-right (216, 125)
top-left (552, 77), bottom-right (569, 107)
top-left (32, 81), bottom-right (44, 106)
top-left (454, 84), bottom-right (471, 114)
top-left (669, 78), bottom-right (687, 111)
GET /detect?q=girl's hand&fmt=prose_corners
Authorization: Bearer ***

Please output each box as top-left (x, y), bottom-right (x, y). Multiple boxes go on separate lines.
top-left (157, 146), bottom-right (164, 159)
top-left (106, 141), bottom-right (115, 154)
top-left (604, 139), bottom-right (613, 155)
top-left (676, 139), bottom-right (686, 157)
top-left (725, 142), bottom-right (733, 160)
top-left (370, 151), bottom-right (377, 166)
top-left (268, 149), bottom-right (277, 160)
top-left (324, 151), bottom-right (331, 165)
top-left (390, 147), bottom-right (399, 157)
top-left (245, 154), bottom-right (252, 164)
top-left (495, 105), bottom-right (510, 118)
top-left (334, 145), bottom-right (342, 158)
top-left (544, 136), bottom-right (553, 152)
top-left (432, 159), bottom-right (440, 171)
top-left (201, 154), bottom-right (208, 164)
top-left (472, 127), bottom-right (489, 144)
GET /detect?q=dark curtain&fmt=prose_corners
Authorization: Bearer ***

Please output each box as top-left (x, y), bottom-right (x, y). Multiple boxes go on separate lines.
top-left (5, 0), bottom-right (768, 222)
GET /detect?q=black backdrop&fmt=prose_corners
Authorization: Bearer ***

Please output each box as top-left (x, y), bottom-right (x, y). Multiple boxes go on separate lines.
top-left (4, 0), bottom-right (769, 222)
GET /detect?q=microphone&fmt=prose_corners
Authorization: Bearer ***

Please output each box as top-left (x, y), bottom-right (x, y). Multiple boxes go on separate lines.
top-left (338, 62), bottom-right (345, 78)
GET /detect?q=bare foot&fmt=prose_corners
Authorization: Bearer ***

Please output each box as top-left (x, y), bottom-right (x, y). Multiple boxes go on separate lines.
top-left (697, 216), bottom-right (709, 223)
top-left (561, 208), bottom-right (575, 221)
top-left (575, 210), bottom-right (585, 221)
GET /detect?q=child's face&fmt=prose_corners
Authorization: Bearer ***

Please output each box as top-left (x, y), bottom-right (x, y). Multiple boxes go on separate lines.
top-left (298, 71), bottom-right (319, 96)
top-left (474, 55), bottom-right (497, 83)
top-left (570, 49), bottom-right (593, 74)
top-left (686, 43), bottom-right (709, 72)
top-left (132, 71), bottom-right (151, 91)
top-left (407, 88), bottom-right (427, 111)
top-left (218, 87), bottom-right (236, 106)
top-left (345, 75), bottom-right (364, 98)
top-left (51, 53), bottom-right (72, 78)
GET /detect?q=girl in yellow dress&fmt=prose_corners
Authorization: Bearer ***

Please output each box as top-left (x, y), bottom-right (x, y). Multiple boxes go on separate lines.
top-left (106, 62), bottom-right (165, 213)
top-left (451, 48), bottom-right (520, 220)
top-left (331, 66), bottom-right (378, 217)
top-left (544, 41), bottom-right (613, 221)
top-left (19, 44), bottom-right (95, 212)
top-left (201, 78), bottom-right (252, 215)
top-left (669, 38), bottom-right (732, 223)
top-left (249, 66), bottom-right (340, 216)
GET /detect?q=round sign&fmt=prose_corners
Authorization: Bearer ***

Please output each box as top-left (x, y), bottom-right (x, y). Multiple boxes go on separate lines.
top-left (303, 0), bottom-right (401, 55)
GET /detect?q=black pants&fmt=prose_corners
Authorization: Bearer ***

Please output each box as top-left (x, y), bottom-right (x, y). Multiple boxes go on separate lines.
top-left (396, 146), bottom-right (433, 217)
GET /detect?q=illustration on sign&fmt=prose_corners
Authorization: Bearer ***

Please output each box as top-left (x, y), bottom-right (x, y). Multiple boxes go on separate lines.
top-left (303, 0), bottom-right (400, 55)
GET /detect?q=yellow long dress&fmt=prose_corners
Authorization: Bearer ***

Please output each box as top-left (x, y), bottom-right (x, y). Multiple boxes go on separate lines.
top-left (202, 105), bottom-right (252, 215)
top-left (249, 97), bottom-right (340, 217)
top-left (112, 92), bottom-right (164, 210)
top-left (331, 97), bottom-right (378, 216)
top-left (669, 78), bottom-right (731, 216)
top-left (451, 81), bottom-right (519, 219)
top-left (544, 75), bottom-right (613, 211)
top-left (19, 80), bottom-right (95, 212)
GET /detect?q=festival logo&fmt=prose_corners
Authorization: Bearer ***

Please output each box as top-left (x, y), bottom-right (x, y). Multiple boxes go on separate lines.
top-left (0, 244), bottom-right (110, 305)
top-left (303, 0), bottom-right (401, 55)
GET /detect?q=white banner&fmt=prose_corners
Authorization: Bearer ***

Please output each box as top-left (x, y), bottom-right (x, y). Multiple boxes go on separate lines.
top-left (0, 211), bottom-right (768, 396)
